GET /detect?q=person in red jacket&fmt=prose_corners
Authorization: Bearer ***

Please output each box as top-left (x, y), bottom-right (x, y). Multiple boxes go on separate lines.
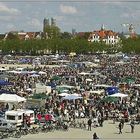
top-left (37, 113), bottom-right (42, 124)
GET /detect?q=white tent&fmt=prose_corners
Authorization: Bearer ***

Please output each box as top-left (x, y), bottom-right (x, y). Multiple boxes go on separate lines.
top-left (133, 84), bottom-right (140, 87)
top-left (0, 68), bottom-right (7, 71)
top-left (0, 94), bottom-right (26, 103)
top-left (30, 74), bottom-right (40, 77)
top-left (57, 85), bottom-right (75, 89)
top-left (86, 79), bottom-right (93, 82)
top-left (109, 93), bottom-right (128, 98)
top-left (63, 95), bottom-right (83, 100)
top-left (94, 84), bottom-right (111, 88)
top-left (78, 72), bottom-right (90, 75)
top-left (71, 93), bottom-right (81, 96)
top-left (38, 71), bottom-right (46, 75)
top-left (89, 90), bottom-right (104, 94)
top-left (25, 88), bottom-right (32, 91)
top-left (58, 93), bottom-right (69, 97)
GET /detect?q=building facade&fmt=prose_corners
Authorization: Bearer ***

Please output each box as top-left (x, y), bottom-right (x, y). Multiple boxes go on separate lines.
top-left (88, 25), bottom-right (120, 45)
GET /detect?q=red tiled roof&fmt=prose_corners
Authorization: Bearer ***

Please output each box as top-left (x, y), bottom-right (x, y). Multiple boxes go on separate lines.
top-left (92, 30), bottom-right (118, 39)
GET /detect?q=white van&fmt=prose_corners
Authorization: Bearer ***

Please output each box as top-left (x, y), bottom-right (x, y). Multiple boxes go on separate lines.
top-left (5, 109), bottom-right (35, 126)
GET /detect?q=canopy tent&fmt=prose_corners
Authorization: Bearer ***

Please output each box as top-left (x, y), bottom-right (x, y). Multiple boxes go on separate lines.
top-left (62, 95), bottom-right (83, 100)
top-left (18, 58), bottom-right (30, 63)
top-left (38, 71), bottom-right (47, 75)
top-left (115, 61), bottom-right (126, 65)
top-left (25, 88), bottom-right (32, 91)
top-left (56, 85), bottom-right (75, 89)
top-left (58, 93), bottom-right (69, 97)
top-left (109, 93), bottom-right (128, 98)
top-left (133, 84), bottom-right (140, 87)
top-left (90, 72), bottom-right (101, 76)
top-left (106, 87), bottom-right (119, 95)
top-left (0, 93), bottom-right (26, 103)
top-left (0, 90), bottom-right (15, 94)
top-left (69, 52), bottom-right (76, 57)
top-left (78, 72), bottom-right (91, 75)
top-left (71, 93), bottom-right (81, 96)
top-left (8, 70), bottom-right (21, 74)
top-left (30, 93), bottom-right (48, 99)
top-left (0, 80), bottom-right (13, 86)
top-left (93, 84), bottom-right (111, 89)
top-left (101, 96), bottom-right (119, 103)
top-left (47, 82), bottom-right (56, 88)
top-left (89, 90), bottom-right (104, 95)
top-left (0, 68), bottom-right (7, 71)
top-left (122, 77), bottom-right (135, 84)
top-left (30, 74), bottom-right (40, 77)
top-left (29, 71), bottom-right (37, 74)
top-left (86, 79), bottom-right (93, 82)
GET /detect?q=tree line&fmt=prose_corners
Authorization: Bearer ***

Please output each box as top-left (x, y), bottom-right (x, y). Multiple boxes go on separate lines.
top-left (0, 36), bottom-right (140, 55)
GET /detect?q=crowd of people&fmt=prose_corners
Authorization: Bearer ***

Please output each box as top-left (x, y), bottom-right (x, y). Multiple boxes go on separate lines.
top-left (0, 53), bottom-right (140, 137)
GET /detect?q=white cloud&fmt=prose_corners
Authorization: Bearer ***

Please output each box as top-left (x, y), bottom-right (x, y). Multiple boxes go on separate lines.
top-left (60, 4), bottom-right (77, 14)
top-left (27, 18), bottom-right (42, 29)
top-left (0, 2), bottom-right (20, 14)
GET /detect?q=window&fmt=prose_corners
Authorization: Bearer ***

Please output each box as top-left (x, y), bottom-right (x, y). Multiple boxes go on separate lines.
top-left (7, 115), bottom-right (15, 120)
top-left (18, 115), bottom-right (22, 120)
top-left (3, 123), bottom-right (7, 126)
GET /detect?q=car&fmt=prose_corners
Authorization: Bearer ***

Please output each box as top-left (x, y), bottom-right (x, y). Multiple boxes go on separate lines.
top-left (0, 120), bottom-right (16, 132)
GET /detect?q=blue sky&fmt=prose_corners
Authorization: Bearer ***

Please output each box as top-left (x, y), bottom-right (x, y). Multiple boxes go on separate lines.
top-left (0, 0), bottom-right (140, 33)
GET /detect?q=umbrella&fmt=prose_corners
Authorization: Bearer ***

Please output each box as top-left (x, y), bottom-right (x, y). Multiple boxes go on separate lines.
top-left (0, 93), bottom-right (26, 103)
top-left (101, 96), bottom-right (119, 103)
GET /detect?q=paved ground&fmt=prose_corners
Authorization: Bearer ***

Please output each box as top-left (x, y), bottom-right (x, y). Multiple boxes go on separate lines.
top-left (9, 120), bottom-right (140, 140)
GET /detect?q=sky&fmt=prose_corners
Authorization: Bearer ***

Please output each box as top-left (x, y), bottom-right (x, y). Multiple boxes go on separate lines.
top-left (0, 0), bottom-right (140, 34)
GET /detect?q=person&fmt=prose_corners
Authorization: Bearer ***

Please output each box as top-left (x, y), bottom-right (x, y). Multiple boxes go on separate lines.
top-left (120, 118), bottom-right (124, 129)
top-left (5, 103), bottom-right (9, 110)
top-left (130, 119), bottom-right (135, 133)
top-left (93, 132), bottom-right (99, 139)
top-left (87, 118), bottom-right (92, 131)
top-left (118, 122), bottom-right (123, 134)
top-left (37, 112), bottom-right (42, 125)
top-left (12, 105), bottom-right (15, 110)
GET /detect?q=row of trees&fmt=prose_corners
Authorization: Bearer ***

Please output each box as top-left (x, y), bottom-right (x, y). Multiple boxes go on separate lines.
top-left (0, 37), bottom-right (140, 55)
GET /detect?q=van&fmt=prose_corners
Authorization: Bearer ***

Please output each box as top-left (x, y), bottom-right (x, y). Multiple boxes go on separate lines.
top-left (5, 109), bottom-right (35, 126)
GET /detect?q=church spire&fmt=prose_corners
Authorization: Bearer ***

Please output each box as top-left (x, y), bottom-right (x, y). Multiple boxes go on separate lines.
top-left (101, 24), bottom-right (105, 30)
